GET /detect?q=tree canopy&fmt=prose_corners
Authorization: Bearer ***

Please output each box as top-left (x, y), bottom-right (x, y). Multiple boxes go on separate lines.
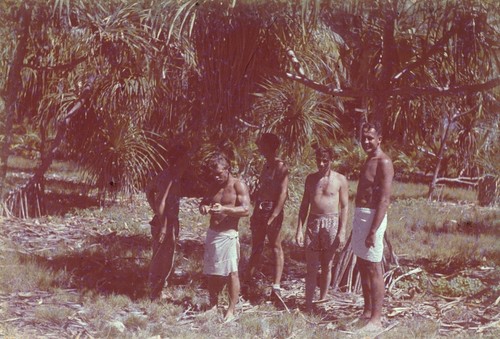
top-left (0, 0), bottom-right (498, 214)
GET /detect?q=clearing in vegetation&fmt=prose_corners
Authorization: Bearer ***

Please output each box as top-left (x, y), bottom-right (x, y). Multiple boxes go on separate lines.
top-left (0, 159), bottom-right (498, 338)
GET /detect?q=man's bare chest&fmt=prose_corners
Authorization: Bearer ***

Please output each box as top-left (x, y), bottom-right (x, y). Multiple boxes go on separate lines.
top-left (312, 177), bottom-right (338, 197)
top-left (212, 188), bottom-right (237, 205)
top-left (361, 159), bottom-right (380, 181)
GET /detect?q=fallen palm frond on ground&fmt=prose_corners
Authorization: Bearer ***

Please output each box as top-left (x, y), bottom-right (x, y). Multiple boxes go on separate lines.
top-left (0, 198), bottom-right (498, 338)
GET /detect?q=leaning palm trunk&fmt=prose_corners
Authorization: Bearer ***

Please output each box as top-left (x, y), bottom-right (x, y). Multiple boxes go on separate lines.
top-left (0, 4), bottom-right (32, 200)
top-left (331, 233), bottom-right (399, 293)
top-left (3, 80), bottom-right (94, 218)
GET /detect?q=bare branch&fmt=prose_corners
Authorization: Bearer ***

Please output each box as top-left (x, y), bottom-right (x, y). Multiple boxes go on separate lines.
top-left (284, 72), bottom-right (366, 97)
top-left (393, 24), bottom-right (459, 81)
top-left (285, 73), bottom-right (500, 99)
top-left (23, 55), bottom-right (88, 72)
top-left (235, 117), bottom-right (264, 129)
top-left (391, 78), bottom-right (500, 97)
top-left (435, 176), bottom-right (485, 186)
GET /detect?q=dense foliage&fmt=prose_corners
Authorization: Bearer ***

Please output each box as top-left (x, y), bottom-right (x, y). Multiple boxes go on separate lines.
top-left (0, 0), bottom-right (498, 204)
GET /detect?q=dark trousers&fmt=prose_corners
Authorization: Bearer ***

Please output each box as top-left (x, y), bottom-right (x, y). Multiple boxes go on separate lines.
top-left (148, 215), bottom-right (179, 300)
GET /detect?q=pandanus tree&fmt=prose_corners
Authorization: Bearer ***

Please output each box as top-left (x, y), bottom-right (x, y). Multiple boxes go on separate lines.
top-left (0, 0), bottom-right (173, 216)
top-left (1, 0), bottom-right (498, 217)
top-left (278, 0), bottom-right (499, 291)
top-left (0, 0), bottom-right (342, 216)
top-left (282, 0), bottom-right (499, 196)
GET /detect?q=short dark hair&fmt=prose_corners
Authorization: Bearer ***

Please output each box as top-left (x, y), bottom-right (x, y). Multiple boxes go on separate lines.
top-left (313, 144), bottom-right (334, 160)
top-left (362, 121), bottom-right (382, 135)
top-left (204, 152), bottom-right (230, 171)
top-left (258, 133), bottom-right (280, 151)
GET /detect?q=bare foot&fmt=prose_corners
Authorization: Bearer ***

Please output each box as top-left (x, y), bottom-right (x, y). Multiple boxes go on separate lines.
top-left (361, 311), bottom-right (371, 319)
top-left (223, 309), bottom-right (236, 323)
top-left (356, 321), bottom-right (383, 338)
top-left (350, 316), bottom-right (370, 329)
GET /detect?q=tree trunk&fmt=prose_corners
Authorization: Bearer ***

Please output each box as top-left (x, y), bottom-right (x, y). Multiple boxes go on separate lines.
top-left (0, 4), bottom-right (31, 199)
top-left (478, 175), bottom-right (499, 207)
top-left (3, 79), bottom-right (94, 218)
top-left (428, 117), bottom-right (452, 200)
top-left (372, 10), bottom-right (396, 128)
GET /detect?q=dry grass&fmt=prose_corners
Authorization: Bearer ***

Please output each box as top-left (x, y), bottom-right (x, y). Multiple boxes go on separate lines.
top-left (388, 198), bottom-right (499, 267)
top-left (0, 160), bottom-right (498, 338)
top-left (34, 305), bottom-right (74, 326)
top-left (0, 250), bottom-right (70, 293)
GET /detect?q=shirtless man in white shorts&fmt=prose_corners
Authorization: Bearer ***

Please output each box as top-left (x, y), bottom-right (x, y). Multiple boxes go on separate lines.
top-left (352, 122), bottom-right (394, 332)
top-left (200, 152), bottom-right (250, 321)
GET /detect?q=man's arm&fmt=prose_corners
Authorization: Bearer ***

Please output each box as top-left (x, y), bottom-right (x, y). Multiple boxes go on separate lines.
top-left (268, 162), bottom-right (289, 225)
top-left (212, 180), bottom-right (251, 217)
top-left (335, 174), bottom-right (349, 249)
top-left (146, 170), bottom-right (173, 217)
top-left (157, 175), bottom-right (176, 243)
top-left (157, 179), bottom-right (174, 218)
top-left (199, 197), bottom-right (212, 215)
top-left (295, 175), bottom-right (311, 246)
top-left (366, 157), bottom-right (394, 248)
top-left (145, 175), bottom-right (159, 214)
top-left (146, 170), bottom-right (175, 243)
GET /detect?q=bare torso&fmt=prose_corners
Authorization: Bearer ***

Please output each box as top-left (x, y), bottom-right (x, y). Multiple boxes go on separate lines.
top-left (307, 171), bottom-right (343, 215)
top-left (146, 168), bottom-right (181, 218)
top-left (355, 152), bottom-right (391, 209)
top-left (255, 159), bottom-right (285, 201)
top-left (207, 177), bottom-right (242, 231)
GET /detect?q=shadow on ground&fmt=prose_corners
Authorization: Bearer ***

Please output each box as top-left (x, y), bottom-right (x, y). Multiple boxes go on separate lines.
top-left (20, 233), bottom-right (214, 302)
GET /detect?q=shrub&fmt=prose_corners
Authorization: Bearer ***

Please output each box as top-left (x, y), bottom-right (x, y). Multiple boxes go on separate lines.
top-left (432, 275), bottom-right (484, 297)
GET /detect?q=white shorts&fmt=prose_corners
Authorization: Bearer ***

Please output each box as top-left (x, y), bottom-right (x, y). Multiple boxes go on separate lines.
top-left (203, 228), bottom-right (239, 276)
top-left (351, 208), bottom-right (387, 263)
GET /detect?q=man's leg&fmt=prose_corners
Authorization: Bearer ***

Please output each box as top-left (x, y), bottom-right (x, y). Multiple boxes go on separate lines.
top-left (305, 249), bottom-right (319, 312)
top-left (207, 275), bottom-right (225, 308)
top-left (319, 222), bottom-right (338, 301)
top-left (245, 225), bottom-right (266, 281)
top-left (319, 251), bottom-right (334, 301)
top-left (365, 259), bottom-right (384, 326)
top-left (358, 258), bottom-right (384, 326)
top-left (225, 271), bottom-right (240, 320)
top-left (270, 231), bottom-right (284, 286)
top-left (357, 258), bottom-right (372, 319)
top-left (149, 224), bottom-right (176, 301)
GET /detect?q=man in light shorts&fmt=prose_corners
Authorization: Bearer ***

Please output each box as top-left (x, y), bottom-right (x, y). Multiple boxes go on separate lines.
top-left (200, 152), bottom-right (250, 321)
top-left (295, 145), bottom-right (348, 312)
top-left (352, 122), bottom-right (394, 332)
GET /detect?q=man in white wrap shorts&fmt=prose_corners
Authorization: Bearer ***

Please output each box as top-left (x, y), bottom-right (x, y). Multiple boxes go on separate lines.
top-left (203, 228), bottom-right (240, 276)
top-left (200, 153), bottom-right (250, 322)
top-left (352, 122), bottom-right (394, 333)
top-left (352, 208), bottom-right (387, 262)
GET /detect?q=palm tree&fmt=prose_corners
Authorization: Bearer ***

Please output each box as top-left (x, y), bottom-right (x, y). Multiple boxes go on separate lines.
top-left (2, 0), bottom-right (498, 217)
top-left (1, 0), bottom-right (172, 215)
top-left (285, 0), bottom-right (499, 134)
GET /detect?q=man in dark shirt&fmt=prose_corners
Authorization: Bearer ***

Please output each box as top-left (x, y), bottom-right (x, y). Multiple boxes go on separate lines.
top-left (145, 145), bottom-right (189, 301)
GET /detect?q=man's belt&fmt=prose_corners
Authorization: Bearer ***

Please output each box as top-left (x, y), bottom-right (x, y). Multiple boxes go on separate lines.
top-left (257, 200), bottom-right (274, 211)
